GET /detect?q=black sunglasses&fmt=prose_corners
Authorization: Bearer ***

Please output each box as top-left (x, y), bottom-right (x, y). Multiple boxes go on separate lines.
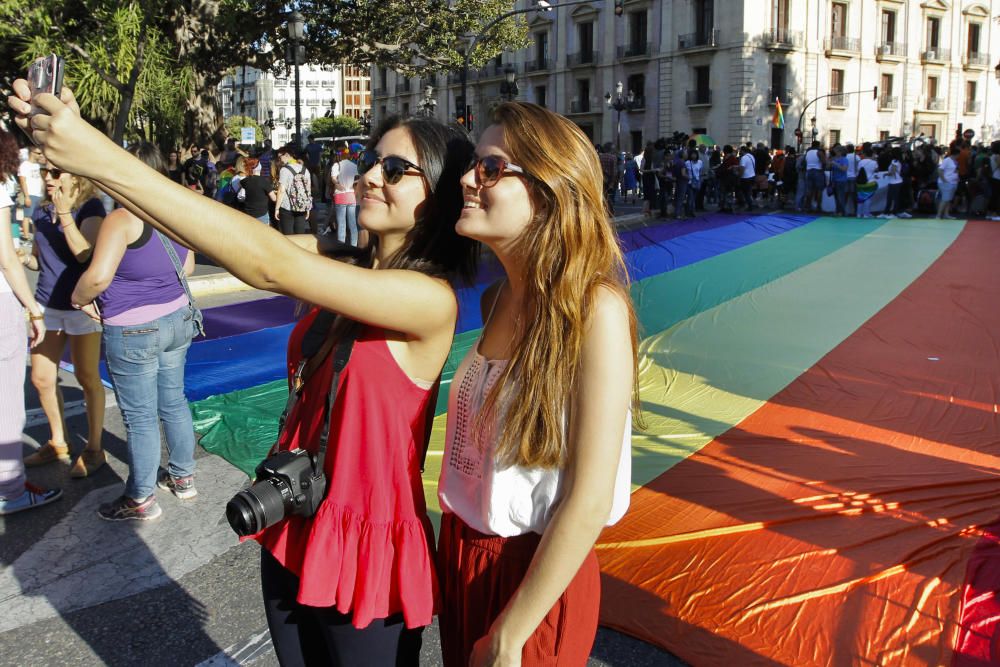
top-left (466, 155), bottom-right (529, 189)
top-left (41, 167), bottom-right (63, 178)
top-left (357, 149), bottom-right (425, 185)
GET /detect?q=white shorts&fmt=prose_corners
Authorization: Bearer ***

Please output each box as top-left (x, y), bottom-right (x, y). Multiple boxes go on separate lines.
top-left (41, 306), bottom-right (102, 336)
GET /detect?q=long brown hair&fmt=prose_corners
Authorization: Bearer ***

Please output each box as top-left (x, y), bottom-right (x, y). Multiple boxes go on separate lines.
top-left (480, 102), bottom-right (640, 469)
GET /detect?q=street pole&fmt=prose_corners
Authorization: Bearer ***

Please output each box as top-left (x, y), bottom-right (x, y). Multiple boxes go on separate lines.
top-left (287, 11), bottom-right (305, 146)
top-left (796, 88), bottom-right (876, 149)
top-left (459, 0), bottom-right (595, 127)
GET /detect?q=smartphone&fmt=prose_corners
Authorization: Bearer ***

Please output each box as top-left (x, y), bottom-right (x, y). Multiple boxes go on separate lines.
top-left (27, 54), bottom-right (65, 114)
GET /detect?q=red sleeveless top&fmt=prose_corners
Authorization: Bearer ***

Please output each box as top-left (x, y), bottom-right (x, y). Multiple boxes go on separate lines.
top-left (252, 309), bottom-right (438, 629)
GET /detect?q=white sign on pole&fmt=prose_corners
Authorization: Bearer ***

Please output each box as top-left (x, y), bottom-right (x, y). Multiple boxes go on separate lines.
top-left (240, 127), bottom-right (255, 144)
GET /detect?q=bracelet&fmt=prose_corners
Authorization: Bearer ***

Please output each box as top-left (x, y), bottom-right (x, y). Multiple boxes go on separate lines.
top-left (28, 313), bottom-right (44, 321)
top-left (56, 210), bottom-right (73, 216)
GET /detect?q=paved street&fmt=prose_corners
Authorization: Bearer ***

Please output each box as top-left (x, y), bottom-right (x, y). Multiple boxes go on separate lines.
top-left (0, 209), bottom-right (684, 667)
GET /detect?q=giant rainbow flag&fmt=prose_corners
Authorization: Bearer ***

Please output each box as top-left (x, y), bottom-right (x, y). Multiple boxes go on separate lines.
top-left (182, 213), bottom-right (1000, 666)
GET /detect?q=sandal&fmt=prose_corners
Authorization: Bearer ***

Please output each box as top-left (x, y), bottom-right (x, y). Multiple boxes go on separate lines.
top-left (70, 449), bottom-right (107, 478)
top-left (24, 441), bottom-right (71, 467)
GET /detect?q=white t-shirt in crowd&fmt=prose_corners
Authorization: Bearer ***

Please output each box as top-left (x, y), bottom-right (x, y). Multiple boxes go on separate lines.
top-left (17, 160), bottom-right (43, 198)
top-left (740, 153), bottom-right (756, 179)
top-left (805, 148), bottom-right (824, 170)
top-left (887, 159), bottom-right (904, 185)
top-left (687, 159), bottom-right (702, 184)
top-left (857, 158), bottom-right (879, 182)
top-left (330, 160), bottom-right (358, 192)
top-left (845, 153), bottom-right (860, 178)
top-left (938, 156), bottom-right (959, 185)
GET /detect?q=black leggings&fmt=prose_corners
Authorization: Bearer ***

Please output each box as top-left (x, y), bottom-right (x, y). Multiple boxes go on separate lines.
top-left (260, 549), bottom-right (423, 667)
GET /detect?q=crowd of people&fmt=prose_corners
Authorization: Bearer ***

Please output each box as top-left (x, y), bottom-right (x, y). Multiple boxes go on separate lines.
top-left (600, 135), bottom-right (1000, 221)
top-left (7, 76), bottom-right (637, 667)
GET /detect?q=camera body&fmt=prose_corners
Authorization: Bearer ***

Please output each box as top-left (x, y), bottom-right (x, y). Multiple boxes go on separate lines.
top-left (225, 448), bottom-right (327, 537)
top-left (27, 54), bottom-right (65, 115)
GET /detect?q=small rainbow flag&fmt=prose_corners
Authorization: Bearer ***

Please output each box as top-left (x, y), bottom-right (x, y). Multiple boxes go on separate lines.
top-left (772, 98), bottom-right (785, 129)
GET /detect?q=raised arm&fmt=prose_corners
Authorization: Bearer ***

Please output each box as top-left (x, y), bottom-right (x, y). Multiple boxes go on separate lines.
top-left (472, 287), bottom-right (633, 665)
top-left (12, 86), bottom-right (455, 339)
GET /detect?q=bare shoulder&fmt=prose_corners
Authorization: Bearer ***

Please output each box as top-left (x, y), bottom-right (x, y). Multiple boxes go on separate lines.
top-left (588, 284), bottom-right (631, 327)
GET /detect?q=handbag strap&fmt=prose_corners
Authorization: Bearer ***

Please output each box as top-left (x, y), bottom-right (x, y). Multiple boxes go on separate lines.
top-left (154, 229), bottom-right (205, 337)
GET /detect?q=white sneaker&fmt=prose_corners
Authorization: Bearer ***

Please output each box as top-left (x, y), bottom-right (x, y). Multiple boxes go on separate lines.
top-left (897, 212), bottom-right (912, 219)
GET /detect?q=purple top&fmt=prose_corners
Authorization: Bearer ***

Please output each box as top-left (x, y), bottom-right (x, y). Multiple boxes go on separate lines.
top-left (99, 223), bottom-right (189, 321)
top-left (33, 198), bottom-right (106, 310)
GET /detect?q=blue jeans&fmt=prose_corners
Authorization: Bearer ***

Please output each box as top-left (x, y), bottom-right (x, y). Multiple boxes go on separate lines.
top-left (673, 179), bottom-right (689, 216)
top-left (335, 203), bottom-right (358, 246)
top-left (833, 180), bottom-right (848, 215)
top-left (104, 306), bottom-right (196, 500)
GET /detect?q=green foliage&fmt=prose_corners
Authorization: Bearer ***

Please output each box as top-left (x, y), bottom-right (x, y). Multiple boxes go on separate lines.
top-left (225, 115), bottom-right (264, 144)
top-left (307, 115), bottom-right (363, 139)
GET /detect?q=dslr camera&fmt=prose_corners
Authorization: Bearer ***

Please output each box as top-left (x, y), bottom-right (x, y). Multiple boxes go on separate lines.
top-left (225, 448), bottom-right (327, 536)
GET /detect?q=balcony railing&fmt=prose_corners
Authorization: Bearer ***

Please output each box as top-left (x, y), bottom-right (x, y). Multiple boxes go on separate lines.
top-left (921, 47), bottom-right (951, 63)
top-left (372, 87), bottom-right (389, 97)
top-left (767, 88), bottom-right (793, 105)
top-left (628, 96), bottom-right (646, 110)
top-left (678, 30), bottom-right (720, 50)
top-left (567, 50), bottom-right (599, 67)
top-left (569, 100), bottom-right (592, 113)
top-left (878, 95), bottom-right (898, 110)
top-left (924, 97), bottom-right (946, 111)
top-left (395, 83), bottom-right (411, 94)
top-left (686, 90), bottom-right (712, 106)
top-left (965, 100), bottom-right (982, 115)
top-left (824, 36), bottom-right (860, 53)
top-left (617, 42), bottom-right (652, 59)
top-left (826, 93), bottom-right (849, 108)
top-left (964, 52), bottom-right (989, 68)
top-left (524, 59), bottom-right (553, 73)
top-left (876, 41), bottom-right (907, 59)
top-left (764, 28), bottom-right (803, 48)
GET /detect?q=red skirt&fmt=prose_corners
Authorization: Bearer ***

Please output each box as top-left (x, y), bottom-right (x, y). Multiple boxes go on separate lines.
top-left (437, 512), bottom-right (600, 667)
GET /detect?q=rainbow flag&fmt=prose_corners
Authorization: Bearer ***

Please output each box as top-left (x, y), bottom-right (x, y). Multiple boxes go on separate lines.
top-left (773, 97), bottom-right (785, 129)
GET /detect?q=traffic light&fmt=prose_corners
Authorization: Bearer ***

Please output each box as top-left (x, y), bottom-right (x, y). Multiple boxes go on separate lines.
top-left (614, 0), bottom-right (624, 16)
top-left (467, 111), bottom-right (474, 132)
top-left (872, 86), bottom-right (878, 100)
top-left (455, 96), bottom-right (466, 124)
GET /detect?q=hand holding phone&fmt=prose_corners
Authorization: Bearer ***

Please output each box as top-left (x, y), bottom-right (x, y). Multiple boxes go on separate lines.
top-left (27, 54), bottom-right (65, 116)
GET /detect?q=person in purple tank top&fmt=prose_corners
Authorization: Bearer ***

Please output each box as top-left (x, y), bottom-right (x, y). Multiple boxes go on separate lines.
top-left (71, 143), bottom-right (198, 522)
top-left (19, 165), bottom-right (107, 479)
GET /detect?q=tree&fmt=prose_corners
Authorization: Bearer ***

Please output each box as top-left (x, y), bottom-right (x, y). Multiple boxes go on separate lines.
top-left (2, 0), bottom-right (527, 145)
top-left (225, 114), bottom-right (263, 145)
top-left (308, 115), bottom-right (363, 139)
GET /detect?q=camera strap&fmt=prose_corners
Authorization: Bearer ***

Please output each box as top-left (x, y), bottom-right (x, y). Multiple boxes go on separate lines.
top-left (315, 331), bottom-right (356, 473)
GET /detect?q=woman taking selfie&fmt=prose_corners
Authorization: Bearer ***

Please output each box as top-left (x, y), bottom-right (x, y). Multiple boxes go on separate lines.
top-left (438, 102), bottom-right (638, 666)
top-left (11, 83), bottom-right (475, 665)
top-left (19, 162), bottom-right (106, 478)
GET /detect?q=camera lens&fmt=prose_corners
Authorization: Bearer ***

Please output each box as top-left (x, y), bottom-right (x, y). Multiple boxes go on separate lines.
top-left (225, 479), bottom-right (290, 536)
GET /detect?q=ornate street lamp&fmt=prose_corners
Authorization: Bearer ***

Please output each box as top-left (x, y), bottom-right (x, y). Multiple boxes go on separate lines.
top-left (324, 98), bottom-right (337, 118)
top-left (604, 81), bottom-right (636, 153)
top-left (286, 10), bottom-right (306, 145)
top-left (499, 64), bottom-right (519, 102)
top-left (361, 110), bottom-right (372, 135)
top-left (420, 85), bottom-right (438, 118)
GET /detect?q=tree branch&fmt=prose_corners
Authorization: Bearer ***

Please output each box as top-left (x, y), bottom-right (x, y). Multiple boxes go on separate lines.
top-left (65, 41), bottom-right (126, 92)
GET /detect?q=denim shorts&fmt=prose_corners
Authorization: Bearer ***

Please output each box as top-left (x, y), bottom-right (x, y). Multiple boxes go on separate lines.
top-left (937, 181), bottom-right (957, 202)
top-left (807, 169), bottom-right (826, 192)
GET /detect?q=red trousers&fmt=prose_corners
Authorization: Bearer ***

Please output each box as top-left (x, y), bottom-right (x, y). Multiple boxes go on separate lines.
top-left (437, 512), bottom-right (600, 667)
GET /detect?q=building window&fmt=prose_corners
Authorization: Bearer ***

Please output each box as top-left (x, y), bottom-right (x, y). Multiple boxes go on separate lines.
top-left (881, 10), bottom-right (896, 43)
top-left (378, 67), bottom-right (388, 87)
top-left (829, 129), bottom-right (841, 146)
top-left (576, 78), bottom-right (591, 112)
top-left (535, 85), bottom-right (547, 108)
top-left (535, 32), bottom-right (549, 64)
top-left (771, 63), bottom-right (787, 101)
top-left (402, 102), bottom-right (410, 116)
top-left (966, 80), bottom-right (977, 104)
top-left (578, 21), bottom-right (594, 61)
top-left (628, 10), bottom-right (647, 48)
top-left (626, 73), bottom-right (645, 106)
top-left (831, 2), bottom-right (847, 38)
top-left (694, 65), bottom-right (711, 104)
top-left (879, 130), bottom-right (890, 141)
top-left (927, 76), bottom-right (938, 99)
top-left (828, 69), bottom-right (846, 107)
top-left (695, 0), bottom-right (714, 42)
top-left (881, 73), bottom-right (893, 96)
top-left (925, 16), bottom-right (940, 50)
top-left (967, 23), bottom-right (981, 57)
top-left (772, 0), bottom-right (789, 31)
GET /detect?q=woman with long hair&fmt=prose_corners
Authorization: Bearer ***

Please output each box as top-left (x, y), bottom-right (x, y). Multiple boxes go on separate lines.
top-left (70, 143), bottom-right (198, 521)
top-left (18, 161), bottom-right (106, 478)
top-left (0, 130), bottom-right (55, 515)
top-left (437, 102), bottom-right (638, 666)
top-left (12, 84), bottom-right (477, 665)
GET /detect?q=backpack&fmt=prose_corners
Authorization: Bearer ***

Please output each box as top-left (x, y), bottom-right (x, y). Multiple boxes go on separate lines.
top-left (283, 165), bottom-right (312, 213)
top-left (856, 164), bottom-right (868, 185)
